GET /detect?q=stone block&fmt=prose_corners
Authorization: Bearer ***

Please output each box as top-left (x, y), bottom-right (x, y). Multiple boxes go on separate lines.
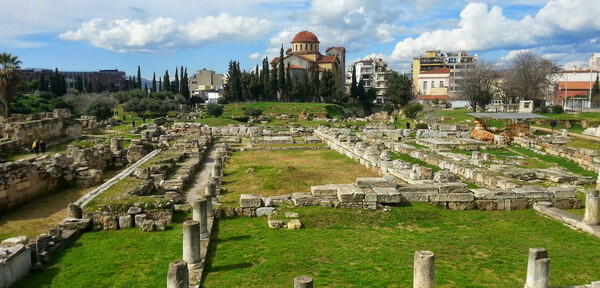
top-left (127, 207), bottom-right (143, 215)
top-left (355, 177), bottom-right (395, 188)
top-left (285, 212), bottom-right (299, 218)
top-left (372, 187), bottom-right (401, 204)
top-left (311, 185), bottom-right (338, 198)
top-left (118, 215), bottom-right (133, 229)
top-left (400, 193), bottom-right (430, 202)
top-left (264, 195), bottom-right (291, 207)
top-left (59, 218), bottom-right (91, 230)
top-left (141, 220), bottom-right (155, 232)
top-left (135, 214), bottom-right (147, 227)
top-left (292, 192), bottom-right (314, 207)
top-left (240, 194), bottom-right (262, 208)
top-left (256, 207), bottom-right (275, 217)
top-left (472, 188), bottom-right (515, 199)
top-left (155, 220), bottom-right (167, 231)
top-left (336, 184), bottom-right (365, 203)
top-left (437, 183), bottom-right (469, 194)
top-left (268, 219), bottom-right (285, 228)
top-left (448, 202), bottom-right (477, 210)
top-left (287, 219), bottom-right (302, 230)
top-left (429, 193), bottom-right (474, 202)
top-left (548, 186), bottom-right (576, 198)
top-left (397, 184), bottom-right (439, 194)
top-left (1, 236), bottom-right (29, 247)
top-left (476, 200), bottom-right (501, 211)
top-left (363, 188), bottom-right (378, 202)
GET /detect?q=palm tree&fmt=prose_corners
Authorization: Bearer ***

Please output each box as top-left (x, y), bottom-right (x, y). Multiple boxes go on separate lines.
top-left (0, 53), bottom-right (22, 118)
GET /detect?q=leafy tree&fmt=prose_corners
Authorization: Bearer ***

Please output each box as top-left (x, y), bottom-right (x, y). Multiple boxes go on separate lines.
top-left (402, 102), bottom-right (423, 120)
top-left (386, 71), bottom-right (413, 108)
top-left (50, 68), bottom-right (67, 96)
top-left (123, 98), bottom-right (147, 117)
top-left (0, 53), bottom-right (22, 118)
top-left (501, 51), bottom-right (560, 106)
top-left (382, 102), bottom-right (394, 115)
top-left (462, 60), bottom-right (499, 112)
top-left (591, 74), bottom-right (600, 108)
top-left (84, 100), bottom-right (114, 120)
top-left (205, 103), bottom-right (223, 117)
top-left (50, 97), bottom-right (72, 110)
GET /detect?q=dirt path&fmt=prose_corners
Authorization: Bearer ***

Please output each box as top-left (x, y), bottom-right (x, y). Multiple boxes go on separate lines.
top-left (0, 170), bottom-right (121, 240)
top-left (185, 145), bottom-right (218, 204)
top-left (532, 126), bottom-right (600, 142)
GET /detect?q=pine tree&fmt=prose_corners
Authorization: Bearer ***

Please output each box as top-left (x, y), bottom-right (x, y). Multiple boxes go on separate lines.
top-left (137, 65), bottom-right (142, 89)
top-left (278, 45), bottom-right (286, 101)
top-left (173, 68), bottom-right (179, 94)
top-left (163, 70), bottom-right (170, 92)
top-left (151, 72), bottom-right (157, 93)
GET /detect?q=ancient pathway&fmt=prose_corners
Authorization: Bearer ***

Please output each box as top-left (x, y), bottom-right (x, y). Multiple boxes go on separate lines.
top-left (532, 126), bottom-right (600, 142)
top-left (185, 144), bottom-right (218, 204)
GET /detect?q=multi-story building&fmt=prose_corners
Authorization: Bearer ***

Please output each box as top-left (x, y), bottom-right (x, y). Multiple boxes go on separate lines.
top-left (188, 69), bottom-right (224, 96)
top-left (590, 53), bottom-right (600, 71)
top-left (347, 58), bottom-right (393, 103)
top-left (412, 50), bottom-right (477, 98)
top-left (20, 69), bottom-right (127, 92)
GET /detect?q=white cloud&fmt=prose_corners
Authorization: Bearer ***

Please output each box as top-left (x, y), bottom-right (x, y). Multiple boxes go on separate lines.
top-left (59, 13), bottom-right (271, 53)
top-left (249, 52), bottom-right (262, 59)
top-left (389, 0), bottom-right (600, 62)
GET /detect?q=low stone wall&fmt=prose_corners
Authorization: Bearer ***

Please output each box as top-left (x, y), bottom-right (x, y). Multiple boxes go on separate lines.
top-left (514, 136), bottom-right (600, 173)
top-left (313, 127), bottom-right (581, 211)
top-left (0, 243), bottom-right (31, 288)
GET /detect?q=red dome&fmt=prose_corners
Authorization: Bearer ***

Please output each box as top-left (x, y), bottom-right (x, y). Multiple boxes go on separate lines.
top-left (292, 31), bottom-right (319, 43)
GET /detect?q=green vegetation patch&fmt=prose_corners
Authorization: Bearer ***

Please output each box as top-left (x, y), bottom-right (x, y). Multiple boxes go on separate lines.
top-left (510, 146), bottom-right (597, 178)
top-left (15, 213), bottom-right (190, 288)
top-left (220, 149), bottom-right (378, 206)
top-left (390, 152), bottom-right (440, 173)
top-left (202, 205), bottom-right (600, 287)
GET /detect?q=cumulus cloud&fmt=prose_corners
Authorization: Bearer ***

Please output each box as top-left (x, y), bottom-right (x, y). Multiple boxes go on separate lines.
top-left (249, 52), bottom-right (262, 59)
top-left (59, 13), bottom-right (271, 53)
top-left (389, 0), bottom-right (600, 62)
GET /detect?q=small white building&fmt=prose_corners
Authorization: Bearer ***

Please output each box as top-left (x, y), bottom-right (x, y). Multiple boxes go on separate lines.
top-left (417, 68), bottom-right (449, 96)
top-left (207, 92), bottom-right (221, 104)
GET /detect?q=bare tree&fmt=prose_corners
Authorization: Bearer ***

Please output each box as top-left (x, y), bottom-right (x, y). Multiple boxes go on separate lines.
top-left (461, 60), bottom-right (500, 112)
top-left (501, 51), bottom-right (560, 107)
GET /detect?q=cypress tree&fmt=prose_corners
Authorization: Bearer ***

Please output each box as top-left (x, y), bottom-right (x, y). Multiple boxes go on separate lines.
top-left (137, 66), bottom-right (142, 89)
top-left (151, 72), bottom-right (157, 92)
top-left (39, 73), bottom-right (47, 91)
top-left (181, 68), bottom-right (190, 101)
top-left (159, 78), bottom-right (162, 92)
top-left (351, 66), bottom-right (358, 99)
top-left (269, 67), bottom-right (278, 102)
top-left (278, 45), bottom-right (285, 101)
top-left (173, 68), bottom-right (179, 94)
top-left (163, 70), bottom-right (170, 92)
top-left (285, 63), bottom-right (292, 102)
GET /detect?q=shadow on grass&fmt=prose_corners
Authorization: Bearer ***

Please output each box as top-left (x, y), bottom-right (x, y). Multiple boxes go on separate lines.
top-left (209, 262), bottom-right (254, 272)
top-left (213, 234), bottom-right (251, 244)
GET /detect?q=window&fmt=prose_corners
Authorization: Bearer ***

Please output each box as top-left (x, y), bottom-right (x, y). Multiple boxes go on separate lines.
top-left (431, 81), bottom-right (435, 88)
top-left (423, 81), bottom-right (427, 91)
top-left (440, 81), bottom-right (444, 87)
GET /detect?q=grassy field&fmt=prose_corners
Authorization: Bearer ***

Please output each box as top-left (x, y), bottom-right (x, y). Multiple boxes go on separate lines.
top-left (222, 102), bottom-right (344, 119)
top-left (510, 146), bottom-right (598, 178)
top-left (0, 170), bottom-right (121, 240)
top-left (220, 149), bottom-right (379, 205)
top-left (202, 205), bottom-right (600, 287)
top-left (15, 212), bottom-right (190, 288)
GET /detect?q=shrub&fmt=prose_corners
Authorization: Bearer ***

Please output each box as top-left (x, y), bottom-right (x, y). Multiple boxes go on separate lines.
top-left (382, 103), bottom-right (394, 115)
top-left (232, 116), bottom-right (249, 122)
top-left (84, 100), bottom-right (114, 121)
top-left (402, 102), bottom-right (423, 120)
top-left (217, 97), bottom-right (229, 105)
top-left (415, 123), bottom-right (429, 129)
top-left (538, 106), bottom-right (549, 113)
top-left (244, 107), bottom-right (263, 117)
top-left (206, 103), bottom-right (224, 117)
top-left (552, 105), bottom-right (564, 114)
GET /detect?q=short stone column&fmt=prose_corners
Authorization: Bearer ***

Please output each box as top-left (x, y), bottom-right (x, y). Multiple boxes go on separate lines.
top-left (525, 248), bottom-right (550, 288)
top-left (414, 251), bottom-right (435, 288)
top-left (167, 259), bottom-right (189, 288)
top-left (182, 220), bottom-right (203, 269)
top-left (204, 194), bottom-right (213, 217)
top-left (215, 156), bottom-right (222, 167)
top-left (110, 137), bottom-right (123, 151)
top-left (67, 203), bottom-right (82, 219)
top-left (583, 190), bottom-right (599, 225)
top-left (193, 198), bottom-right (210, 239)
top-left (212, 163), bottom-right (222, 178)
top-left (294, 275), bottom-right (313, 288)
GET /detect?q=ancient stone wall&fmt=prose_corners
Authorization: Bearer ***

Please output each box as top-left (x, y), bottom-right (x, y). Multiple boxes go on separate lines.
top-left (0, 109), bottom-right (82, 152)
top-left (514, 136), bottom-right (600, 173)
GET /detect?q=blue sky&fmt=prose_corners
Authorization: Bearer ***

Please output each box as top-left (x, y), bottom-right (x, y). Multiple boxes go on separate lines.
top-left (1, 0), bottom-right (598, 80)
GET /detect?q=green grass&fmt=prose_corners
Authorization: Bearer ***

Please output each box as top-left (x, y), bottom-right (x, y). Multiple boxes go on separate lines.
top-left (15, 213), bottom-right (190, 288)
top-left (197, 117), bottom-right (244, 126)
top-left (564, 138), bottom-right (600, 152)
top-left (202, 205), bottom-right (600, 287)
top-left (510, 146), bottom-right (598, 178)
top-left (221, 149), bottom-right (379, 206)
top-left (222, 102), bottom-right (344, 119)
top-left (390, 152), bottom-right (440, 173)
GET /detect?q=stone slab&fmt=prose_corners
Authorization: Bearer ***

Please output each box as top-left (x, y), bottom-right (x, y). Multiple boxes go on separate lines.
top-left (355, 177), bottom-right (396, 188)
top-left (336, 184), bottom-right (365, 203)
top-left (256, 207), bottom-right (275, 217)
top-left (311, 185), bottom-right (338, 198)
top-left (397, 184), bottom-right (439, 194)
top-left (240, 194), bottom-right (262, 208)
top-left (548, 186), bottom-right (576, 198)
top-left (437, 182), bottom-right (469, 194)
top-left (429, 193), bottom-right (475, 202)
top-left (372, 187), bottom-right (401, 204)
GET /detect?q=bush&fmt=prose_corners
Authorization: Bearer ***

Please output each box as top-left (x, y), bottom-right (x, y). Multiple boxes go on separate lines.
top-left (206, 103), bottom-right (224, 117)
top-left (217, 97), bottom-right (229, 105)
top-left (244, 107), bottom-right (263, 117)
top-left (552, 105), bottom-right (564, 114)
top-left (402, 102), bottom-right (423, 120)
top-left (382, 103), bottom-right (394, 115)
top-left (415, 123), bottom-right (429, 129)
top-left (537, 106), bottom-right (549, 113)
top-left (85, 100), bottom-right (114, 121)
top-left (232, 116), bottom-right (249, 122)
top-left (50, 97), bottom-right (73, 110)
